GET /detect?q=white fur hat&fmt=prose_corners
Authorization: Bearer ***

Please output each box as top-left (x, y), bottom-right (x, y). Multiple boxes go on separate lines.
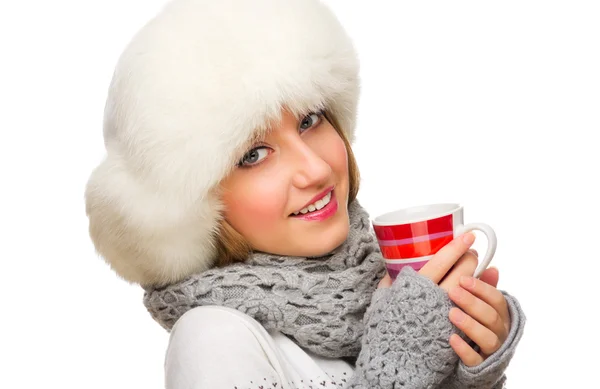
top-left (85, 0), bottom-right (360, 287)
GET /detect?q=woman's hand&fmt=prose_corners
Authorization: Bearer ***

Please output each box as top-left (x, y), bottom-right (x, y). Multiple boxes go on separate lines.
top-left (446, 267), bottom-right (510, 366)
top-left (377, 272), bottom-right (392, 288)
top-left (377, 233), bottom-right (511, 367)
top-left (378, 233), bottom-right (479, 290)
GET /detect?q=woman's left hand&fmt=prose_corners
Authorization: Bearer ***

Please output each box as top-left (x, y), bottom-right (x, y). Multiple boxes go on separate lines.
top-left (447, 267), bottom-right (511, 367)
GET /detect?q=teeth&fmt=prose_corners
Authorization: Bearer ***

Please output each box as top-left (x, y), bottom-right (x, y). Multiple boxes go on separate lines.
top-left (293, 191), bottom-right (332, 216)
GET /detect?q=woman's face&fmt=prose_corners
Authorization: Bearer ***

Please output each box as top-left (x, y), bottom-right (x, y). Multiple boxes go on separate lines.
top-left (219, 108), bottom-right (350, 258)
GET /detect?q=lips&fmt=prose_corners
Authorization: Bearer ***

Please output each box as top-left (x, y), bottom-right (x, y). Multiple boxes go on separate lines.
top-left (290, 185), bottom-right (334, 216)
top-left (290, 189), bottom-right (338, 221)
top-left (300, 186), bottom-right (334, 212)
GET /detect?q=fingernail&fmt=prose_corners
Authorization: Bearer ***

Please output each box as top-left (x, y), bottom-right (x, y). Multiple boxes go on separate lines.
top-left (451, 309), bottom-right (466, 323)
top-left (462, 233), bottom-right (475, 245)
top-left (460, 275), bottom-right (475, 288)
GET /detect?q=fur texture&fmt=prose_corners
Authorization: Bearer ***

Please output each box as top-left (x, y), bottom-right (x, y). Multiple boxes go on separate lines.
top-left (85, 0), bottom-right (360, 286)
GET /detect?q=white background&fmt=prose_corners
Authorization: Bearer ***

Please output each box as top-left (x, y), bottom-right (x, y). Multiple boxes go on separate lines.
top-left (1, 0), bottom-right (598, 388)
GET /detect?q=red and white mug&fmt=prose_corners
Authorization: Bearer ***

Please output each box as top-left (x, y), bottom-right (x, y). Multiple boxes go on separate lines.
top-left (372, 203), bottom-right (497, 280)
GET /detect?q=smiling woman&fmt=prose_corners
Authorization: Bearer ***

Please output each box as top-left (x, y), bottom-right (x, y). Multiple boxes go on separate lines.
top-left (84, 0), bottom-right (524, 388)
top-left (217, 109), bottom-right (354, 262)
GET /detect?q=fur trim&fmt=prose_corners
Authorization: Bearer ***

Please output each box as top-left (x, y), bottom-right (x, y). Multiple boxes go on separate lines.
top-left (85, 0), bottom-right (360, 286)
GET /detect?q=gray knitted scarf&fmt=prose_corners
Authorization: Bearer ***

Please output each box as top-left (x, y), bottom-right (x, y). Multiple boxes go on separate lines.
top-left (143, 200), bottom-right (386, 358)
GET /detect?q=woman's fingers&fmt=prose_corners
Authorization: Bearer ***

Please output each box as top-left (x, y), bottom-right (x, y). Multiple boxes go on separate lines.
top-left (459, 275), bottom-right (510, 330)
top-left (448, 285), bottom-right (507, 342)
top-left (449, 307), bottom-right (502, 356)
top-left (419, 233), bottom-right (476, 284)
top-left (478, 267), bottom-right (499, 288)
top-left (449, 333), bottom-right (484, 367)
top-left (378, 272), bottom-right (392, 288)
top-left (439, 249), bottom-right (479, 292)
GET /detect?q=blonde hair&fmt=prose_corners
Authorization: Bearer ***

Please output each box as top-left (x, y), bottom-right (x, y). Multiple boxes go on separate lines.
top-left (214, 111), bottom-right (361, 267)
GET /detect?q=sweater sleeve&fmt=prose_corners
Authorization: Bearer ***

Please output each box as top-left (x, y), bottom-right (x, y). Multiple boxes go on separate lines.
top-left (346, 266), bottom-right (459, 388)
top-left (345, 266), bottom-right (525, 389)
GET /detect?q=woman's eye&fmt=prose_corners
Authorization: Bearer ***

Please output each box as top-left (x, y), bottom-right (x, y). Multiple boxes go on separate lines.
top-left (300, 112), bottom-right (322, 131)
top-left (239, 147), bottom-right (269, 167)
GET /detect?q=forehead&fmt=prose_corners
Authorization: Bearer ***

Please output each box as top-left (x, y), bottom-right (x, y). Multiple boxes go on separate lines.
top-left (266, 109), bottom-right (301, 134)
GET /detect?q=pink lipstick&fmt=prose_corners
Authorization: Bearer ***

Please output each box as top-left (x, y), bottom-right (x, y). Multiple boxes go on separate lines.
top-left (290, 189), bottom-right (338, 221)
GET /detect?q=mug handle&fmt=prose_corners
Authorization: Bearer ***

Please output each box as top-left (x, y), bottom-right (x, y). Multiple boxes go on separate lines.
top-left (455, 223), bottom-right (497, 279)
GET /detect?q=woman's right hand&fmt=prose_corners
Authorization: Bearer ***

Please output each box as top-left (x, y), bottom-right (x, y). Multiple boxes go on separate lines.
top-left (377, 233), bottom-right (479, 290)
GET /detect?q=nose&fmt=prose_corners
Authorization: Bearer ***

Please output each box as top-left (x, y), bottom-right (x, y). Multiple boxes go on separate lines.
top-left (290, 140), bottom-right (331, 189)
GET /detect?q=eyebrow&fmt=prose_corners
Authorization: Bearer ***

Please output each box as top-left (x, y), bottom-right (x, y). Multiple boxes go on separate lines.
top-left (244, 106), bottom-right (325, 148)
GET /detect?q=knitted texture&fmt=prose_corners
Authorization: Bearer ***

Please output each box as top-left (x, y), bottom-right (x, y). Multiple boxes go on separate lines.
top-left (143, 199), bottom-right (387, 358)
top-left (347, 266), bottom-right (458, 389)
top-left (346, 266), bottom-right (526, 389)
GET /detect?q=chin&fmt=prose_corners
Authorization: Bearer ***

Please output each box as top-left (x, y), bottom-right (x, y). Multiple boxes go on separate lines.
top-left (305, 214), bottom-right (350, 257)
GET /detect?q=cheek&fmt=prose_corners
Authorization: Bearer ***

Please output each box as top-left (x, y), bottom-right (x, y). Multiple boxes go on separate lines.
top-left (221, 175), bottom-right (284, 232)
top-left (326, 133), bottom-right (349, 176)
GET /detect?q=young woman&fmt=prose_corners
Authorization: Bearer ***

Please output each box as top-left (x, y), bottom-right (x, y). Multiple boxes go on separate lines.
top-left (85, 0), bottom-right (525, 388)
